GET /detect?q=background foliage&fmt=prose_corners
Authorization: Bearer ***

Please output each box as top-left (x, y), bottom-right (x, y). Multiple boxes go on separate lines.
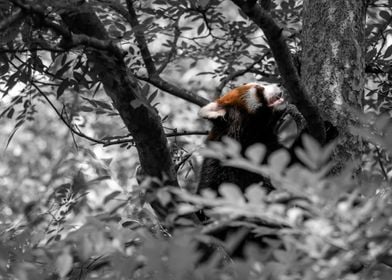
top-left (1, 0), bottom-right (392, 279)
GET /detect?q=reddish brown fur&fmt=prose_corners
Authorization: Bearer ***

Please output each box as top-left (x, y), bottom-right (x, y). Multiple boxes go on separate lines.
top-left (198, 84), bottom-right (285, 193)
top-left (215, 84), bottom-right (264, 113)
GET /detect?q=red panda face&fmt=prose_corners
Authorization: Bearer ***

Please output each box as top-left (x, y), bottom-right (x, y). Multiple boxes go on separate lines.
top-left (199, 83), bottom-right (284, 120)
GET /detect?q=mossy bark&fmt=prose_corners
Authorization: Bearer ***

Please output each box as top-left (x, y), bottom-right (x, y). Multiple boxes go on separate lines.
top-left (301, 0), bottom-right (366, 165)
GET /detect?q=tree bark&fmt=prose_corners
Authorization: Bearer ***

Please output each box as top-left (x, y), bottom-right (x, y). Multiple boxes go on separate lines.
top-left (60, 8), bottom-right (178, 186)
top-left (232, 0), bottom-right (326, 144)
top-left (301, 0), bottom-right (366, 164)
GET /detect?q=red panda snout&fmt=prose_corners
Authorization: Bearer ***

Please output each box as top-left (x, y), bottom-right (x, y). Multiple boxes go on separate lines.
top-left (262, 84), bottom-right (284, 107)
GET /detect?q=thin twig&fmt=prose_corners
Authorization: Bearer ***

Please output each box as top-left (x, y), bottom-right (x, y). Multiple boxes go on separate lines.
top-left (375, 145), bottom-right (389, 182)
top-left (215, 56), bottom-right (265, 96)
top-left (30, 80), bottom-right (106, 145)
top-left (125, 0), bottom-right (209, 106)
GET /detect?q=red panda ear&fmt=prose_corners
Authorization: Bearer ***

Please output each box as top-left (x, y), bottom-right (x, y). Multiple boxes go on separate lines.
top-left (199, 102), bottom-right (226, 119)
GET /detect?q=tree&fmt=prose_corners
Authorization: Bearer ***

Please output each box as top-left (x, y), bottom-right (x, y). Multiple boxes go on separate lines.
top-left (302, 0), bottom-right (366, 165)
top-left (1, 0), bottom-right (392, 279)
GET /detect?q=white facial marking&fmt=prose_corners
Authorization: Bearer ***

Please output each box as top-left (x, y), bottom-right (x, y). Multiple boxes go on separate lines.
top-left (263, 84), bottom-right (281, 100)
top-left (264, 84), bottom-right (284, 107)
top-left (198, 102), bottom-right (226, 119)
top-left (244, 86), bottom-right (261, 113)
top-left (244, 83), bottom-right (284, 110)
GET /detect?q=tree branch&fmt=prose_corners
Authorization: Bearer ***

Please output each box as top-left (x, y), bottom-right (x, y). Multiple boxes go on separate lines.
top-left (126, 0), bottom-right (157, 75)
top-left (232, 0), bottom-right (326, 143)
top-left (30, 80), bottom-right (106, 145)
top-left (156, 19), bottom-right (181, 74)
top-left (11, 0), bottom-right (178, 187)
top-left (136, 75), bottom-right (209, 106)
top-left (126, 0), bottom-right (209, 107)
top-left (216, 56), bottom-right (264, 96)
top-left (103, 130), bottom-right (208, 147)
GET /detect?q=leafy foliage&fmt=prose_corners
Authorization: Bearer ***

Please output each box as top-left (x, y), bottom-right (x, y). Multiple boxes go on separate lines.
top-left (0, 0), bottom-right (392, 279)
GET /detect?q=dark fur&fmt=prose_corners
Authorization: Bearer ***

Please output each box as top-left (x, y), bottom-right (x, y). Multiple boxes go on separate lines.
top-left (198, 104), bottom-right (287, 193)
top-left (196, 98), bottom-right (337, 262)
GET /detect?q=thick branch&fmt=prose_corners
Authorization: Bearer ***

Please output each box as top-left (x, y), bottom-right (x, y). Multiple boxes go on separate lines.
top-left (232, 0), bottom-right (326, 143)
top-left (59, 9), bottom-right (178, 185)
top-left (10, 0), bottom-right (178, 186)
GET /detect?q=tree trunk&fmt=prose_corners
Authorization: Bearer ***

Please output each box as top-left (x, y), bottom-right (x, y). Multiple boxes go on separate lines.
top-left (233, 0), bottom-right (326, 143)
top-left (301, 0), bottom-right (366, 164)
top-left (61, 8), bottom-right (178, 186)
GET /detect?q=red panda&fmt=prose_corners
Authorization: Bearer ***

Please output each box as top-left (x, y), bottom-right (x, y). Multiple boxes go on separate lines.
top-left (198, 83), bottom-right (295, 193)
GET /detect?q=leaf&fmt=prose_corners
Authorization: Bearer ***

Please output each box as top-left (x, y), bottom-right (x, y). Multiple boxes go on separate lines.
top-left (302, 134), bottom-right (322, 163)
top-left (156, 189), bottom-right (172, 206)
top-left (197, 23), bottom-right (205, 35)
top-left (147, 90), bottom-right (158, 103)
top-left (81, 96), bottom-right (98, 107)
top-left (245, 185), bottom-right (266, 203)
top-left (73, 71), bottom-right (84, 82)
top-left (5, 128), bottom-right (18, 149)
top-left (56, 249), bottom-right (73, 278)
top-left (294, 148), bottom-right (317, 170)
top-left (103, 191), bottom-right (121, 204)
top-left (79, 105), bottom-right (94, 112)
top-left (219, 183), bottom-right (244, 204)
top-left (57, 79), bottom-right (70, 98)
top-left (384, 45), bottom-right (392, 59)
top-left (379, 10), bottom-right (390, 21)
top-left (0, 61), bottom-right (9, 76)
top-left (122, 220), bottom-right (140, 229)
top-left (245, 143), bottom-right (266, 163)
top-left (54, 60), bottom-right (73, 78)
top-left (6, 107), bottom-right (14, 119)
top-left (268, 149), bottom-right (290, 174)
top-left (6, 71), bottom-right (19, 90)
top-left (221, 137), bottom-right (241, 157)
top-left (94, 100), bottom-right (112, 110)
top-left (115, 22), bottom-right (126, 32)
